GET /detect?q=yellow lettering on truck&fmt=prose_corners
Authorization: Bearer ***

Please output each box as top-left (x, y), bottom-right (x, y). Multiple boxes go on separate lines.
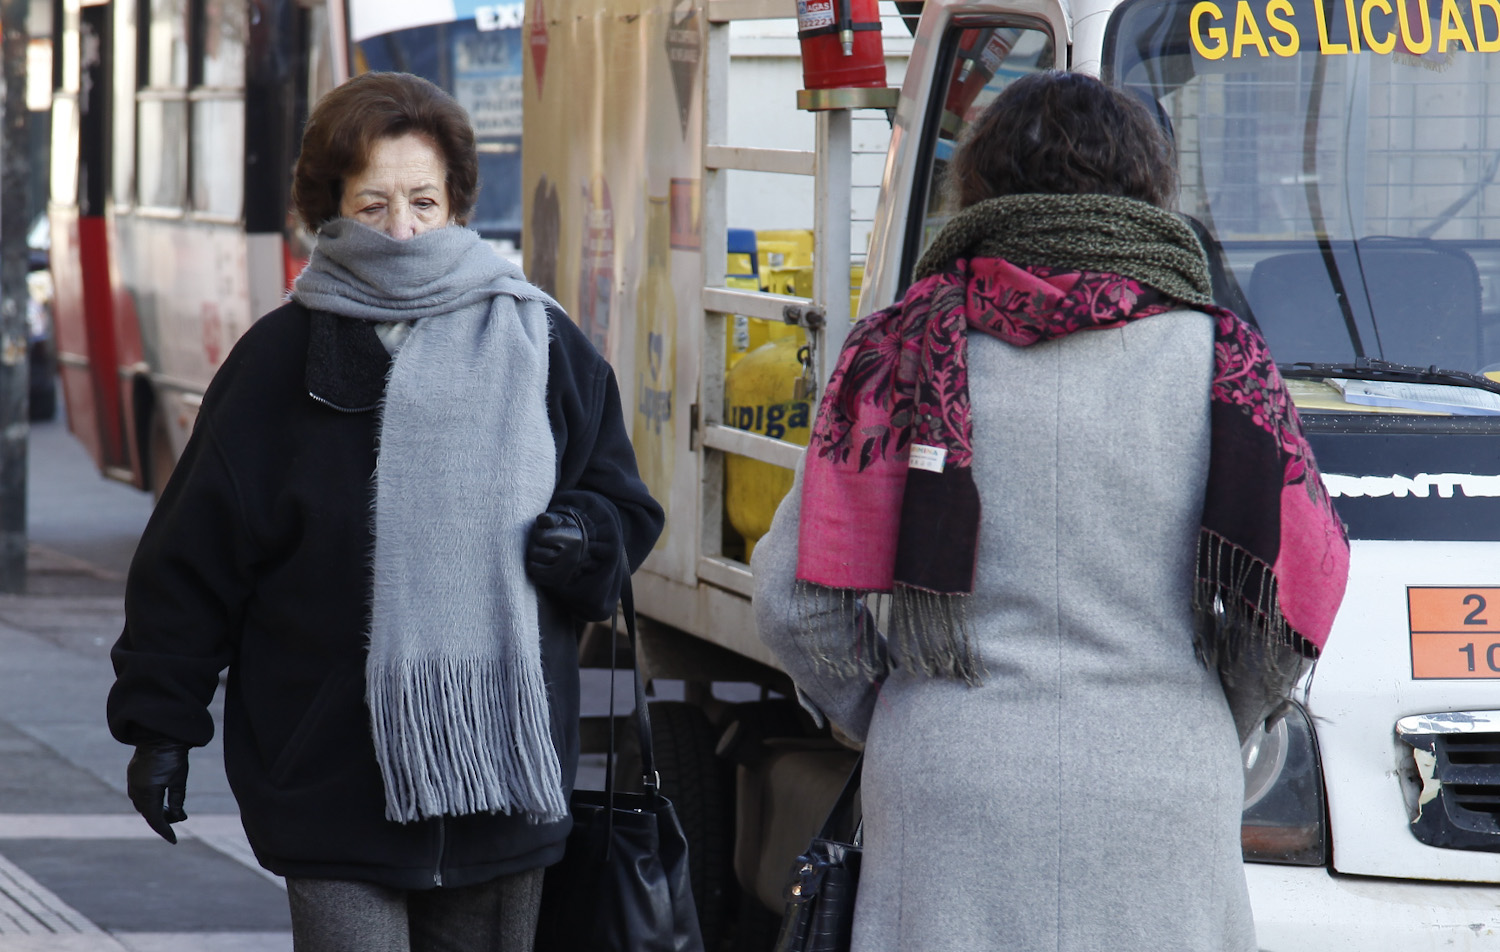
top-left (1192, 1), bottom-right (1231, 58)
top-left (1234, 0), bottom-right (1274, 55)
top-left (1362, 0), bottom-right (1398, 53)
top-left (1267, 0), bottom-right (1302, 53)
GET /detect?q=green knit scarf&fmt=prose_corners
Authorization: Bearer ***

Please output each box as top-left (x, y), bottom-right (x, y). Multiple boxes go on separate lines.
top-left (913, 193), bottom-right (1215, 308)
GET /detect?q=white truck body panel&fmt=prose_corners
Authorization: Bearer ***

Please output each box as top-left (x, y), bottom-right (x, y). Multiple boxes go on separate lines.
top-left (1309, 540), bottom-right (1500, 883)
top-left (1246, 864), bottom-right (1500, 949)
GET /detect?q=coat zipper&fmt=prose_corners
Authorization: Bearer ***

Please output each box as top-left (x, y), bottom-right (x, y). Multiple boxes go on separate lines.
top-left (433, 817), bottom-right (446, 887)
top-left (307, 391), bottom-right (379, 414)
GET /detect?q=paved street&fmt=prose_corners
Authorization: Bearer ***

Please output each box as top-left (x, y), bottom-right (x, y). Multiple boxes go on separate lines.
top-left (0, 408), bottom-right (654, 950)
top-left (0, 410), bottom-right (293, 951)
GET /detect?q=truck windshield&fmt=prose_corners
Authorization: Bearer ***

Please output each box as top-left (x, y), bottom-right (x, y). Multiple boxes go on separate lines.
top-left (1106, 0), bottom-right (1500, 411)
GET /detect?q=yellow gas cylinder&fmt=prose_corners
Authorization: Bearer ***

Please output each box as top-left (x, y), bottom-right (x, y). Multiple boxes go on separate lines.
top-left (727, 312), bottom-right (804, 372)
top-left (726, 263), bottom-right (805, 371)
top-left (756, 229), bottom-right (814, 272)
top-left (724, 336), bottom-right (813, 561)
top-left (791, 264), bottom-right (867, 319)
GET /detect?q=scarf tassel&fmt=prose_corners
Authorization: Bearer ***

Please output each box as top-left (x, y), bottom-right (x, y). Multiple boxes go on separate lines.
top-left (367, 655), bottom-right (569, 824)
top-left (891, 585), bottom-right (985, 685)
top-left (790, 581), bottom-right (985, 685)
top-left (793, 583), bottom-right (888, 682)
top-left (1192, 531), bottom-right (1313, 740)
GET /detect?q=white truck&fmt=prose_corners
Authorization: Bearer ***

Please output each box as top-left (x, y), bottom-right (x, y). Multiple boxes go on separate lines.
top-left (524, 1), bottom-right (1500, 949)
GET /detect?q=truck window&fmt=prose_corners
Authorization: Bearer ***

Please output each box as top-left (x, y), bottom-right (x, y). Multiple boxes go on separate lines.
top-left (1105, 0), bottom-right (1500, 403)
top-left (902, 20), bottom-right (1056, 285)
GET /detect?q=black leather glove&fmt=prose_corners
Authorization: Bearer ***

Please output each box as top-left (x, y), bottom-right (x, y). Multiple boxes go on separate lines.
top-left (127, 743), bottom-right (190, 844)
top-left (526, 508), bottom-right (588, 589)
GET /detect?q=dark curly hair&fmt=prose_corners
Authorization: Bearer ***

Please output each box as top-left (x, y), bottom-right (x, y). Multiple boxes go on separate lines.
top-left (292, 71), bottom-right (479, 232)
top-left (948, 71), bottom-right (1177, 210)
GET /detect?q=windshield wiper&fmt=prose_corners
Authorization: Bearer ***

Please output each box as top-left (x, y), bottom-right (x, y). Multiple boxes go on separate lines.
top-left (1280, 358), bottom-right (1500, 396)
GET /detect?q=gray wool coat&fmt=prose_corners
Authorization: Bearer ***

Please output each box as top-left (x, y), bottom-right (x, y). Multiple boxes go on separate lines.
top-left (752, 310), bottom-right (1257, 952)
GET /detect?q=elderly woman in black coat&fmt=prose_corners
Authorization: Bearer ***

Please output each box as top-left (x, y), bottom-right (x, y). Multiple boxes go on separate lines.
top-left (107, 71), bottom-right (663, 952)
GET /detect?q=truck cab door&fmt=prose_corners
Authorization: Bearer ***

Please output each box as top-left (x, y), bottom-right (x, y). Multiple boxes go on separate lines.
top-left (863, 2), bottom-right (1069, 313)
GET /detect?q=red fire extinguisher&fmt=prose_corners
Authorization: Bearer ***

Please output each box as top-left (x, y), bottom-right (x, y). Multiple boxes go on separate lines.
top-left (944, 29), bottom-right (1019, 122)
top-left (796, 0), bottom-right (886, 90)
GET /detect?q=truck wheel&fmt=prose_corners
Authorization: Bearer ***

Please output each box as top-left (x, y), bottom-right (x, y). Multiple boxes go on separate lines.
top-left (619, 700), bottom-right (734, 952)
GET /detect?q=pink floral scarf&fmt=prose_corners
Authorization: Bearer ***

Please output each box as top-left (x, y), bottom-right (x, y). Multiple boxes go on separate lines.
top-left (797, 255), bottom-right (1350, 683)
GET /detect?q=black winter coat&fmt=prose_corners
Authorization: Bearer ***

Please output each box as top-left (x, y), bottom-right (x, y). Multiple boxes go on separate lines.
top-left (107, 301), bottom-right (663, 889)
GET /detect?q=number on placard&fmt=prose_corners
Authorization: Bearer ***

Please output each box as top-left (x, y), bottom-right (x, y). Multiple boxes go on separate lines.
top-left (1454, 642), bottom-right (1500, 672)
top-left (1465, 593), bottom-right (1489, 625)
top-left (1408, 588), bottom-right (1500, 679)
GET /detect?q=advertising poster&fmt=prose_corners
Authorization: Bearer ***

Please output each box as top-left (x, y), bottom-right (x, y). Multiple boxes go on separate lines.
top-left (523, 0), bottom-right (705, 581)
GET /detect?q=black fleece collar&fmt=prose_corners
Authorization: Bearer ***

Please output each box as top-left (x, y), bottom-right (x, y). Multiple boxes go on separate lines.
top-left (305, 310), bottom-right (392, 412)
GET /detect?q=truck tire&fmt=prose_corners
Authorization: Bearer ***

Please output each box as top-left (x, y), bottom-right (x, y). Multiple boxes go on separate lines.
top-left (618, 700), bottom-right (734, 952)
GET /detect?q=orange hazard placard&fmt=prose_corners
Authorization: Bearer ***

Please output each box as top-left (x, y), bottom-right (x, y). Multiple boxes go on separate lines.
top-left (1409, 587), bottom-right (1500, 679)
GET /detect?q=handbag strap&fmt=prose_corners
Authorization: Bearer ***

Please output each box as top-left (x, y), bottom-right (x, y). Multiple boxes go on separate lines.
top-left (818, 753), bottom-right (864, 843)
top-left (621, 579), bottom-right (660, 793)
top-left (605, 576), bottom-right (659, 814)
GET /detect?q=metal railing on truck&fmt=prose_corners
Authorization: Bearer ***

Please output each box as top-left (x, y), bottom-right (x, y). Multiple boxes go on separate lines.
top-left (581, 7), bottom-right (902, 949)
top-left (695, 0), bottom-right (897, 602)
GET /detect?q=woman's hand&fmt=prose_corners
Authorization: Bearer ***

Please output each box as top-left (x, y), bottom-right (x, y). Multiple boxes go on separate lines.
top-left (526, 508), bottom-right (588, 590)
top-left (127, 743), bottom-right (190, 844)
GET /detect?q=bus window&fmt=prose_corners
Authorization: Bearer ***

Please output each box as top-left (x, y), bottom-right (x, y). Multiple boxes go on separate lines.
top-left (191, 98), bottom-right (243, 217)
top-left (901, 21), bottom-right (1056, 288)
top-left (146, 0), bottom-right (189, 87)
top-left (198, 0), bottom-right (245, 88)
top-left (112, 0), bottom-right (137, 208)
top-left (190, 0), bottom-right (245, 219)
top-left (137, 0), bottom-right (189, 211)
top-left (136, 97), bottom-right (187, 209)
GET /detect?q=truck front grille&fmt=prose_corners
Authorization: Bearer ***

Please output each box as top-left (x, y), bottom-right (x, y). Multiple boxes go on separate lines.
top-left (1396, 712), bottom-right (1500, 852)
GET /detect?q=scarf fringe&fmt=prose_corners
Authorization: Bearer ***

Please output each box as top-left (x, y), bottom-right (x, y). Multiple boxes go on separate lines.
top-left (793, 582), bottom-right (888, 682)
top-left (791, 581), bottom-right (985, 685)
top-left (367, 655), bottom-right (569, 824)
top-left (891, 585), bottom-right (985, 684)
top-left (1193, 530), bottom-right (1312, 740)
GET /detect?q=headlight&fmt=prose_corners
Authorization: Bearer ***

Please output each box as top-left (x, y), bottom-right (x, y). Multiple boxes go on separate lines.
top-left (1241, 700), bottom-right (1328, 865)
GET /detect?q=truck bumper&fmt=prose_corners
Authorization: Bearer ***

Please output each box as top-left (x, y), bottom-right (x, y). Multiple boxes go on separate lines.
top-left (1246, 863), bottom-right (1500, 950)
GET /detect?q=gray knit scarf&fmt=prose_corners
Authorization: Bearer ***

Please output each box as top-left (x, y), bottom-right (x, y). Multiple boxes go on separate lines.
top-left (292, 219), bottom-right (568, 824)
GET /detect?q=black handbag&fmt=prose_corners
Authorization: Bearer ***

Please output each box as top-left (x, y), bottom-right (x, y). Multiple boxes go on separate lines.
top-left (533, 580), bottom-right (706, 952)
top-left (772, 755), bottom-right (864, 952)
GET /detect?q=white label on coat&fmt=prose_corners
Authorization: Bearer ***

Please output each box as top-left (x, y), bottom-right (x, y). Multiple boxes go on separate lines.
top-left (909, 444), bottom-right (947, 473)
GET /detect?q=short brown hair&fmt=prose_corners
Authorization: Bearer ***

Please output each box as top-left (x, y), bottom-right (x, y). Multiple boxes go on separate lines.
top-left (948, 71), bottom-right (1177, 210)
top-left (292, 71), bottom-right (479, 232)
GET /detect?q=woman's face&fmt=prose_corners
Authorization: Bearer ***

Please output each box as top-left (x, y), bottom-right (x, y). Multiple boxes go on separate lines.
top-left (339, 133), bottom-right (452, 239)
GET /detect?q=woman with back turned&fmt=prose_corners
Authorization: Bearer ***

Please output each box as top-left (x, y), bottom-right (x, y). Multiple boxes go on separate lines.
top-left (107, 71), bottom-right (663, 951)
top-left (753, 71), bottom-right (1348, 952)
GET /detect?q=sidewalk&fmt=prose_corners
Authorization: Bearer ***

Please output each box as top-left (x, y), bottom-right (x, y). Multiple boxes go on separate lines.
top-left (0, 418), bottom-right (292, 951)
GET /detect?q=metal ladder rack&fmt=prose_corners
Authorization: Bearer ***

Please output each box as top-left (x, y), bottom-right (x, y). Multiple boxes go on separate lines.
top-left (695, 0), bottom-right (897, 598)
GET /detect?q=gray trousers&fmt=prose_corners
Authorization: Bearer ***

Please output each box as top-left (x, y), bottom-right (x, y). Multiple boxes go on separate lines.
top-left (285, 868), bottom-right (544, 952)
